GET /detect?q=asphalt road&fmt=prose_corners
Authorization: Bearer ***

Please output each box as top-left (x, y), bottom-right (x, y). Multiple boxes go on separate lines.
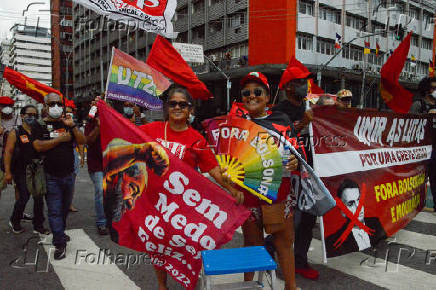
top-left (0, 166), bottom-right (435, 290)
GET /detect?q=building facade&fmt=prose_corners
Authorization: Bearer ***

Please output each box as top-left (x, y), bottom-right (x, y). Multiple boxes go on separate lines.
top-left (72, 0), bottom-right (436, 115)
top-left (0, 38), bottom-right (12, 97)
top-left (51, 0), bottom-right (74, 99)
top-left (8, 24), bottom-right (52, 109)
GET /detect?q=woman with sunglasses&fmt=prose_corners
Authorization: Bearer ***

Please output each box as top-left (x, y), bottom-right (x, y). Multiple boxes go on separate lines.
top-left (139, 85), bottom-right (244, 290)
top-left (237, 72), bottom-right (299, 290)
top-left (4, 105), bottom-right (50, 235)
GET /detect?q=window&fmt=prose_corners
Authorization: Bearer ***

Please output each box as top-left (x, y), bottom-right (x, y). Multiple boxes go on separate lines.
top-left (209, 0), bottom-right (222, 5)
top-left (297, 33), bottom-right (313, 50)
top-left (319, 6), bottom-right (340, 24)
top-left (408, 7), bottom-right (419, 20)
top-left (346, 14), bottom-right (366, 30)
top-left (229, 14), bottom-right (242, 28)
top-left (317, 38), bottom-right (335, 55)
top-left (421, 38), bottom-right (432, 50)
top-left (299, 1), bottom-right (313, 16)
top-left (209, 20), bottom-right (223, 34)
top-left (411, 35), bottom-right (419, 47)
top-left (192, 0), bottom-right (204, 14)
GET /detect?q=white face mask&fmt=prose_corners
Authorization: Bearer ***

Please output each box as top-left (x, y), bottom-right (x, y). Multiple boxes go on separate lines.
top-left (431, 90), bottom-right (436, 99)
top-left (48, 105), bottom-right (63, 119)
top-left (1, 106), bottom-right (13, 115)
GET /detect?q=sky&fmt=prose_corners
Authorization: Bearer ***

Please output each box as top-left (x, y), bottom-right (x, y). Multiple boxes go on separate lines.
top-left (0, 0), bottom-right (50, 41)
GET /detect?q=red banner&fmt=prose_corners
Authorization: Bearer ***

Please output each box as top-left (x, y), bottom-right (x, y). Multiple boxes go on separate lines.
top-left (3, 67), bottom-right (62, 103)
top-left (98, 101), bottom-right (249, 289)
top-left (311, 106), bottom-right (432, 258)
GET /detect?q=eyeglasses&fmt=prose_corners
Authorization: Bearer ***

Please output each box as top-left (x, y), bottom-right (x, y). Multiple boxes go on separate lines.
top-left (168, 101), bottom-right (192, 109)
top-left (241, 88), bottom-right (265, 97)
top-left (47, 102), bottom-right (63, 107)
top-left (341, 97), bottom-right (352, 103)
top-left (25, 113), bottom-right (37, 117)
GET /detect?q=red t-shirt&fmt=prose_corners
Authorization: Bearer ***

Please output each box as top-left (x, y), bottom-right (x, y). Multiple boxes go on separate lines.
top-left (139, 121), bottom-right (218, 173)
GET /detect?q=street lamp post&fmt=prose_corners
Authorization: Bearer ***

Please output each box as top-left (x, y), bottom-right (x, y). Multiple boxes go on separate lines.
top-left (204, 55), bottom-right (231, 112)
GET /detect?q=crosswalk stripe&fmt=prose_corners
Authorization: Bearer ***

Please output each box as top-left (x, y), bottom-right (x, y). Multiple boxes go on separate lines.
top-left (413, 211), bottom-right (436, 224)
top-left (392, 229), bottom-right (436, 251)
top-left (41, 229), bottom-right (139, 290)
top-left (308, 238), bottom-right (435, 289)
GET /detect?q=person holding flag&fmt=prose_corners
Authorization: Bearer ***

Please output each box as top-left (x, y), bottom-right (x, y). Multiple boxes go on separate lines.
top-left (138, 85), bottom-right (244, 290)
top-left (234, 72), bottom-right (299, 290)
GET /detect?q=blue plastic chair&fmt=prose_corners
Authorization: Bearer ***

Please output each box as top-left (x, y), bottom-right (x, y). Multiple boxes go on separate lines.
top-left (201, 246), bottom-right (277, 290)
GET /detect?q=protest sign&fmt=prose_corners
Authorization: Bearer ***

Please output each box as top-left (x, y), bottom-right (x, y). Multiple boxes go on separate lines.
top-left (98, 101), bottom-right (249, 289)
top-left (172, 43), bottom-right (204, 63)
top-left (106, 48), bottom-right (170, 110)
top-left (311, 106), bottom-right (432, 257)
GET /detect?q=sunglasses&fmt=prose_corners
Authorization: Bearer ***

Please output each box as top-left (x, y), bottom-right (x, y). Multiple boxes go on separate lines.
top-left (241, 88), bottom-right (265, 97)
top-left (168, 101), bottom-right (192, 109)
top-left (341, 97), bottom-right (352, 102)
top-left (47, 102), bottom-right (63, 107)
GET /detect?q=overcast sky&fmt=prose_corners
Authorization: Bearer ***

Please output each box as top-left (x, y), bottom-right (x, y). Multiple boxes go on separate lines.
top-left (0, 0), bottom-right (50, 41)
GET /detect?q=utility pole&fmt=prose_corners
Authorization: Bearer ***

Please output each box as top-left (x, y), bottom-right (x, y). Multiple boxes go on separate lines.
top-left (204, 55), bottom-right (231, 112)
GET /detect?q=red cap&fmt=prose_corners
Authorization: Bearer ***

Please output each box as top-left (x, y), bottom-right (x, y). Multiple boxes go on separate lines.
top-left (64, 98), bottom-right (76, 109)
top-left (279, 57), bottom-right (311, 89)
top-left (240, 72), bottom-right (270, 90)
top-left (0, 96), bottom-right (15, 105)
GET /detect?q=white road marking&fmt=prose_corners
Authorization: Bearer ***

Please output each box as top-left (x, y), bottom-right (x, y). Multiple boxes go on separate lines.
top-left (42, 229), bottom-right (139, 290)
top-left (393, 229), bottom-right (436, 251)
top-left (413, 211), bottom-right (436, 224)
top-left (308, 238), bottom-right (435, 290)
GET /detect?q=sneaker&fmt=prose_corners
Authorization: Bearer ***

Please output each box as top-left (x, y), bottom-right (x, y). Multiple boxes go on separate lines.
top-left (64, 234), bottom-right (71, 242)
top-left (21, 213), bottom-right (33, 223)
top-left (33, 227), bottom-right (50, 235)
top-left (295, 266), bottom-right (320, 280)
top-left (9, 220), bottom-right (24, 234)
top-left (97, 225), bottom-right (109, 236)
top-left (54, 246), bottom-right (66, 260)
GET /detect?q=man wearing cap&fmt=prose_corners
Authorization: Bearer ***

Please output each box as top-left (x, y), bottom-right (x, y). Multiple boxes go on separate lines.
top-left (336, 89), bottom-right (353, 108)
top-left (271, 60), bottom-right (320, 280)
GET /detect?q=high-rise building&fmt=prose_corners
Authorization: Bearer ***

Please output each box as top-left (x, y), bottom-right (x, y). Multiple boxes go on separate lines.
top-left (72, 0), bottom-right (436, 114)
top-left (0, 38), bottom-right (12, 97)
top-left (51, 0), bottom-right (74, 99)
top-left (9, 24), bottom-right (52, 108)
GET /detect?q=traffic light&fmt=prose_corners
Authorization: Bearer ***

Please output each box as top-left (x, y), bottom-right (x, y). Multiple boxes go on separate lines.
top-left (393, 24), bottom-right (405, 41)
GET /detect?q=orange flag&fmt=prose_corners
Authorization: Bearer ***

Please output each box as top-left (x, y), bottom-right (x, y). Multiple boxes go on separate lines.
top-left (380, 32), bottom-right (413, 113)
top-left (3, 67), bottom-right (62, 103)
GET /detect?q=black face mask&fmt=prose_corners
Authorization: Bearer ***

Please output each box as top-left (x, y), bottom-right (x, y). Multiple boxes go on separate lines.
top-left (295, 83), bottom-right (308, 98)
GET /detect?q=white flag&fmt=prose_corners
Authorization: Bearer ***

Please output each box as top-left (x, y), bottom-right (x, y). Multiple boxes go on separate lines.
top-left (73, 0), bottom-right (178, 38)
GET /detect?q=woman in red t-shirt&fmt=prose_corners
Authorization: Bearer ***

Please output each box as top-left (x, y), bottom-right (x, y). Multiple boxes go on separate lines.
top-left (140, 86), bottom-right (244, 290)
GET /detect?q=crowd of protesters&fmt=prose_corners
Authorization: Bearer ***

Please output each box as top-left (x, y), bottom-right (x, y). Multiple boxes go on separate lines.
top-left (0, 69), bottom-right (434, 289)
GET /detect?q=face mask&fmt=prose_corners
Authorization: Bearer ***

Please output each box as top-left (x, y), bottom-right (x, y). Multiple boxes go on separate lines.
top-left (24, 116), bottom-right (36, 125)
top-left (188, 114), bottom-right (195, 124)
top-left (431, 90), bottom-right (436, 99)
top-left (1, 106), bottom-right (13, 115)
top-left (123, 107), bottom-right (134, 117)
top-left (48, 105), bottom-right (63, 119)
top-left (295, 83), bottom-right (308, 98)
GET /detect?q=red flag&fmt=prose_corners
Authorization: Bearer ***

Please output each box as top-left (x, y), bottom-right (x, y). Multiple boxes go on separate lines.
top-left (97, 100), bottom-right (249, 289)
top-left (380, 32), bottom-right (413, 113)
top-left (146, 36), bottom-right (212, 100)
top-left (3, 67), bottom-right (62, 103)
